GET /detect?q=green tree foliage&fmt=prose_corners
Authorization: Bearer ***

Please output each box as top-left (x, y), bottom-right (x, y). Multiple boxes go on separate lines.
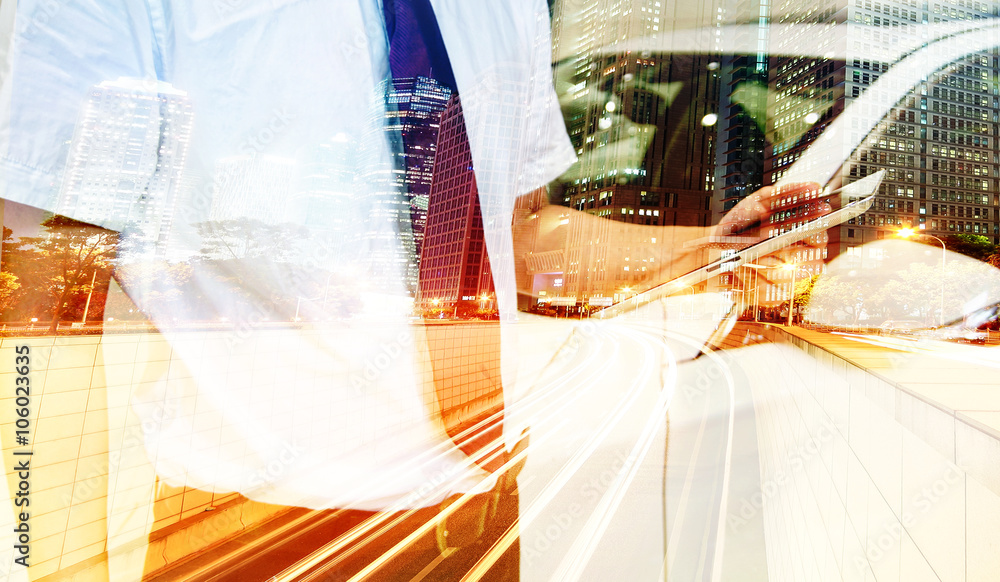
top-left (0, 272), bottom-right (21, 314)
top-left (5, 216), bottom-right (119, 331)
top-left (944, 233), bottom-right (996, 262)
top-left (111, 261), bottom-right (194, 321)
top-left (806, 259), bottom-right (1000, 326)
top-left (792, 274), bottom-right (819, 308)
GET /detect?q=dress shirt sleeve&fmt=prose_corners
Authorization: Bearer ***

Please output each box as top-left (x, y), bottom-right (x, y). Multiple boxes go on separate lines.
top-left (0, 0), bottom-right (161, 227)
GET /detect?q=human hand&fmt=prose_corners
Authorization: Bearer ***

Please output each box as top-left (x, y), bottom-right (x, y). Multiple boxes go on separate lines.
top-left (713, 182), bottom-right (831, 291)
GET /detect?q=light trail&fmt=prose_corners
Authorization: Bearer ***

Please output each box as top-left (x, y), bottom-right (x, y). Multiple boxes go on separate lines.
top-left (273, 313), bottom-right (745, 581)
top-left (459, 325), bottom-right (665, 580)
top-left (272, 321), bottom-right (621, 580)
top-left (616, 317), bottom-right (742, 582)
top-left (342, 441), bottom-right (540, 582)
top-left (550, 322), bottom-right (679, 580)
top-left (838, 332), bottom-right (1000, 369)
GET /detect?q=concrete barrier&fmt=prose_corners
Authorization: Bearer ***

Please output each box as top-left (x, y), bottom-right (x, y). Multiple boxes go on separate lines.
top-left (723, 322), bottom-right (1000, 581)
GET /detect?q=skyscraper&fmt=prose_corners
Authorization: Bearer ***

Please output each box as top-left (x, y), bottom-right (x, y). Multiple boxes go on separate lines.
top-left (541, 0), bottom-right (723, 306)
top-left (359, 76), bottom-right (452, 293)
top-left (418, 95), bottom-right (495, 310)
top-left (553, 1), bottom-right (722, 226)
top-left (55, 78), bottom-right (194, 255)
top-left (716, 0), bottom-right (772, 216)
top-left (767, 0), bottom-right (999, 258)
top-left (752, 0), bottom-right (1000, 308)
top-left (383, 77), bottom-right (453, 259)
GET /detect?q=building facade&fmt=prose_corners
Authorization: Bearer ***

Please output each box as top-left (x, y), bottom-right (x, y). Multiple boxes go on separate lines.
top-left (757, 0), bottom-right (1000, 308)
top-left (540, 0), bottom-right (723, 306)
top-left (417, 95), bottom-right (495, 312)
top-left (56, 78), bottom-right (194, 256)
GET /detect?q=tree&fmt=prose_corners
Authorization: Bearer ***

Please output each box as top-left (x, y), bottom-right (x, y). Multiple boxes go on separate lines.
top-left (805, 274), bottom-right (877, 324)
top-left (0, 227), bottom-right (22, 314)
top-left (944, 233), bottom-right (996, 262)
top-left (0, 272), bottom-right (21, 314)
top-left (792, 274), bottom-right (819, 308)
top-left (111, 260), bottom-right (195, 321)
top-left (16, 216), bottom-right (119, 332)
top-left (194, 219), bottom-right (308, 262)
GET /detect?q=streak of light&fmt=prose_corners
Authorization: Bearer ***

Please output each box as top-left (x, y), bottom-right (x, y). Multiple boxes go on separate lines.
top-left (275, 322), bottom-right (619, 580)
top-left (838, 332), bottom-right (1000, 369)
top-left (409, 547), bottom-right (458, 582)
top-left (460, 326), bottom-right (664, 580)
top-left (344, 443), bottom-right (541, 582)
top-left (602, 317), bottom-right (739, 582)
top-left (662, 359), bottom-right (713, 577)
top-left (551, 323), bottom-right (679, 580)
top-left (708, 341), bottom-right (738, 582)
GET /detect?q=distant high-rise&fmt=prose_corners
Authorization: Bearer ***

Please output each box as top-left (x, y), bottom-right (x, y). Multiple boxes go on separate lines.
top-left (539, 0), bottom-right (722, 305)
top-left (358, 76), bottom-right (452, 293)
top-left (756, 0), bottom-right (1000, 307)
top-left (716, 0), bottom-right (771, 216)
top-left (418, 95), bottom-right (495, 309)
top-left (382, 77), bottom-right (452, 258)
top-left (210, 154), bottom-right (295, 224)
top-left (56, 78), bottom-right (193, 255)
top-left (766, 0), bottom-right (999, 274)
top-left (553, 0), bottom-right (722, 227)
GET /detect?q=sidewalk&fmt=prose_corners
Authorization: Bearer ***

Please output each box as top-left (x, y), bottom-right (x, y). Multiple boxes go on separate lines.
top-left (720, 322), bottom-right (1000, 499)
top-left (781, 324), bottom-right (1000, 441)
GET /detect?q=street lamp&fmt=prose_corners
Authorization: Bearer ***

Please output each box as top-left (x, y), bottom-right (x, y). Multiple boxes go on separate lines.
top-left (782, 264), bottom-right (798, 326)
top-left (81, 270), bottom-right (97, 325)
top-left (897, 227), bottom-right (946, 326)
top-left (744, 263), bottom-right (770, 322)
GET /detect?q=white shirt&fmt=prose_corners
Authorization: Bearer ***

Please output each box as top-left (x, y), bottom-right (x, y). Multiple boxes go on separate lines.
top-left (0, 0), bottom-right (575, 509)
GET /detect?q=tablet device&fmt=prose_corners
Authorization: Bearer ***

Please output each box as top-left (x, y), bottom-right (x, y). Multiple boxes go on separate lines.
top-left (597, 170), bottom-right (885, 317)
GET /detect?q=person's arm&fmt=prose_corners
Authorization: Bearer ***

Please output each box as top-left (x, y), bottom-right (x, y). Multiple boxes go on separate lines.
top-left (512, 182), bottom-right (827, 298)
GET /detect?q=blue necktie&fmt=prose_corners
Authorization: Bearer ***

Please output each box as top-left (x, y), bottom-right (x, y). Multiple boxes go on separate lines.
top-left (382, 0), bottom-right (457, 92)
